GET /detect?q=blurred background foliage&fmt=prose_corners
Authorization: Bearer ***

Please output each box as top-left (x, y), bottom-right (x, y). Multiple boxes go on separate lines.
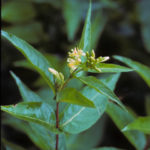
top-left (1, 0), bottom-right (150, 149)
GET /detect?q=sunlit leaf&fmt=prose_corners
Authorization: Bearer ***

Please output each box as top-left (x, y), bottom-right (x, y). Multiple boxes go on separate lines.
top-left (58, 88), bottom-right (95, 108)
top-left (76, 76), bottom-right (126, 110)
top-left (1, 102), bottom-right (59, 133)
top-left (59, 74), bottom-right (120, 134)
top-left (122, 116), bottom-right (150, 134)
top-left (85, 63), bottom-right (133, 73)
top-left (79, 2), bottom-right (91, 52)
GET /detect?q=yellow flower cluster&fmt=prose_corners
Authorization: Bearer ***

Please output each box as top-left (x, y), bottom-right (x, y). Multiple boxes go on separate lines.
top-left (67, 47), bottom-right (85, 72)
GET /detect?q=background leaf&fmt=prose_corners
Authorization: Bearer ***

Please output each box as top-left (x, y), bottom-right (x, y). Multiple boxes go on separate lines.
top-left (92, 147), bottom-right (123, 150)
top-left (145, 95), bottom-right (150, 116)
top-left (2, 138), bottom-right (26, 150)
top-left (113, 55), bottom-right (150, 87)
top-left (3, 22), bottom-right (48, 44)
top-left (2, 1), bottom-right (36, 23)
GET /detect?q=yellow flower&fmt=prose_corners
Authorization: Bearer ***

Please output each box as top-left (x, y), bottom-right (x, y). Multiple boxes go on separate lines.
top-left (67, 47), bottom-right (85, 72)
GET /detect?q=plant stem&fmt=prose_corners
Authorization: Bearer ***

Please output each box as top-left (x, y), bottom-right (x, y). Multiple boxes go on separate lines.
top-left (55, 102), bottom-right (59, 150)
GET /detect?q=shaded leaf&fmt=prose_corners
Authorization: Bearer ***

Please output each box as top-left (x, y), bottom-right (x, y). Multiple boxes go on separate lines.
top-left (122, 116), bottom-right (150, 134)
top-left (106, 103), bottom-right (146, 150)
top-left (113, 55), bottom-right (150, 87)
top-left (58, 88), bottom-right (95, 108)
top-left (76, 76), bottom-right (125, 110)
top-left (66, 115), bottom-right (106, 150)
top-left (92, 147), bottom-right (123, 150)
top-left (3, 22), bottom-right (48, 44)
top-left (63, 0), bottom-right (82, 41)
top-left (91, 12), bottom-right (107, 49)
top-left (79, 2), bottom-right (91, 52)
top-left (2, 138), bottom-right (26, 150)
top-left (2, 1), bottom-right (36, 23)
top-left (137, 0), bottom-right (150, 53)
top-left (145, 95), bottom-right (150, 116)
top-left (59, 73), bottom-right (120, 134)
top-left (2, 115), bottom-right (66, 150)
top-left (1, 102), bottom-right (59, 133)
top-left (2, 31), bottom-right (55, 92)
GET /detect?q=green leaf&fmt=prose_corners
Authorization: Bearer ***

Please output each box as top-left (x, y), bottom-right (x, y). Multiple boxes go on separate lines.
top-left (66, 116), bottom-right (106, 150)
top-left (2, 138), bottom-right (26, 150)
top-left (106, 103), bottom-right (146, 150)
top-left (145, 95), bottom-right (150, 116)
top-left (58, 88), bottom-right (95, 108)
top-left (137, 0), bottom-right (150, 53)
top-left (2, 30), bottom-right (55, 92)
top-left (76, 76), bottom-right (126, 110)
top-left (3, 22), bottom-right (48, 44)
top-left (91, 11), bottom-right (107, 49)
top-left (10, 71), bottom-right (43, 102)
top-left (63, 0), bottom-right (82, 41)
top-left (122, 116), bottom-right (150, 134)
top-left (79, 1), bottom-right (91, 52)
top-left (113, 55), bottom-right (150, 87)
top-left (1, 102), bottom-right (59, 133)
top-left (2, 115), bottom-right (66, 150)
top-left (85, 63), bottom-right (133, 73)
top-left (59, 73), bottom-right (120, 134)
top-left (92, 147), bottom-right (123, 150)
top-left (2, 1), bottom-right (36, 23)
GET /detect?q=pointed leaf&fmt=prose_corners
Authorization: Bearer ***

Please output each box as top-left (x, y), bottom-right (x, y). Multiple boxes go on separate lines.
top-left (2, 31), bottom-right (55, 92)
top-left (59, 74), bottom-right (120, 134)
top-left (91, 12), bottom-right (107, 49)
top-left (113, 55), bottom-right (150, 87)
top-left (63, 0), bottom-right (82, 41)
top-left (76, 76), bottom-right (126, 110)
top-left (58, 87), bottom-right (95, 108)
top-left (1, 102), bottom-right (59, 133)
top-left (106, 103), bottom-right (146, 150)
top-left (79, 2), bottom-right (91, 52)
top-left (122, 116), bottom-right (150, 134)
top-left (10, 71), bottom-right (42, 102)
top-left (85, 63), bottom-right (133, 73)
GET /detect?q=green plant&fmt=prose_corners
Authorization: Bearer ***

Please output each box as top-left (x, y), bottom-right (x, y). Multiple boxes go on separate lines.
top-left (1, 2), bottom-right (150, 150)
